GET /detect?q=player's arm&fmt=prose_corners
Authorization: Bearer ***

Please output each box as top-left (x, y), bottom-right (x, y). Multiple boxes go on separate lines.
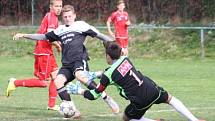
top-left (106, 17), bottom-right (115, 38)
top-left (83, 74), bottom-right (110, 100)
top-left (95, 32), bottom-right (113, 42)
top-left (126, 20), bottom-right (131, 26)
top-left (84, 23), bottom-right (113, 42)
top-left (13, 33), bottom-right (47, 41)
top-left (48, 28), bottom-right (62, 52)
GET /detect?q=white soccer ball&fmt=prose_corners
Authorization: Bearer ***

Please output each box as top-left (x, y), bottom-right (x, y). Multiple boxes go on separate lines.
top-left (59, 101), bottom-right (76, 118)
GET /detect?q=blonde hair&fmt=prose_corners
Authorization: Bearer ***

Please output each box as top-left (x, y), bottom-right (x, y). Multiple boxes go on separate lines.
top-left (50, 0), bottom-right (62, 6)
top-left (117, 0), bottom-right (124, 5)
top-left (62, 5), bottom-right (75, 13)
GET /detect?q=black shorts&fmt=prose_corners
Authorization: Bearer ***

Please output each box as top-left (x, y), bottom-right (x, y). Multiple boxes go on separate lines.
top-left (58, 60), bottom-right (89, 84)
top-left (125, 76), bottom-right (169, 119)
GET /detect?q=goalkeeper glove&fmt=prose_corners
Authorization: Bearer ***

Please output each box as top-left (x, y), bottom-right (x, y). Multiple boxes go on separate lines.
top-left (66, 81), bottom-right (82, 95)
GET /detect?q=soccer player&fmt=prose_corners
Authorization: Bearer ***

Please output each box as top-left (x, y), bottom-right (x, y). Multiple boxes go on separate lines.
top-left (6, 0), bottom-right (62, 111)
top-left (13, 4), bottom-right (120, 117)
top-left (67, 42), bottom-right (205, 121)
top-left (107, 0), bottom-right (131, 56)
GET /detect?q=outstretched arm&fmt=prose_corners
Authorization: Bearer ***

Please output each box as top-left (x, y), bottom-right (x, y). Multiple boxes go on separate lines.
top-left (95, 32), bottom-right (113, 42)
top-left (13, 33), bottom-right (47, 41)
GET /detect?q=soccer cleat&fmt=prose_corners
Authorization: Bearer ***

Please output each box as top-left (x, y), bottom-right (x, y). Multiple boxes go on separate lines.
top-left (6, 78), bottom-right (16, 97)
top-left (47, 105), bottom-right (60, 111)
top-left (103, 96), bottom-right (120, 114)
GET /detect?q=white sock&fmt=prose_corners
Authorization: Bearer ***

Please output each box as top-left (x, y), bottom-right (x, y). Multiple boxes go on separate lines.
top-left (169, 96), bottom-right (198, 121)
top-left (101, 91), bottom-right (107, 99)
top-left (130, 116), bottom-right (155, 121)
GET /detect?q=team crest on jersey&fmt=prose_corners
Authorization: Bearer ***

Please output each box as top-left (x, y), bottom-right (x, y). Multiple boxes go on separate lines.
top-left (117, 60), bottom-right (132, 77)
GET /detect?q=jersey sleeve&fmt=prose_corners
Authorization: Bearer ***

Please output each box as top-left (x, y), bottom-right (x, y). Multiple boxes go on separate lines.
top-left (108, 12), bottom-right (116, 22)
top-left (45, 31), bottom-right (59, 42)
top-left (77, 21), bottom-right (99, 37)
top-left (83, 74), bottom-right (110, 100)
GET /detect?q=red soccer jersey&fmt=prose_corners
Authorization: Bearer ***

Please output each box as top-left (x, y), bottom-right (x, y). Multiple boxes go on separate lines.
top-left (108, 11), bottom-right (129, 39)
top-left (34, 10), bottom-right (59, 55)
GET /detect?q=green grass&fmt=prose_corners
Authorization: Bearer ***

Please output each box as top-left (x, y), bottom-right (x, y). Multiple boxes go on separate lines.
top-left (0, 56), bottom-right (214, 121)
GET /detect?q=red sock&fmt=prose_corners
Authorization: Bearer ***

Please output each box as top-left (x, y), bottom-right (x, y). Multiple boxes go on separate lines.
top-left (48, 80), bottom-right (57, 107)
top-left (14, 78), bottom-right (47, 87)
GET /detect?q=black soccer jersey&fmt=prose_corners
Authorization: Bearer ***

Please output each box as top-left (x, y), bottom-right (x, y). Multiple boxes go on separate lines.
top-left (45, 21), bottom-right (100, 65)
top-left (84, 56), bottom-right (164, 107)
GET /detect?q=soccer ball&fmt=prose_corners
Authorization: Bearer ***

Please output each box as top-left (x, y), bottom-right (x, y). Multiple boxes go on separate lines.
top-left (59, 101), bottom-right (76, 118)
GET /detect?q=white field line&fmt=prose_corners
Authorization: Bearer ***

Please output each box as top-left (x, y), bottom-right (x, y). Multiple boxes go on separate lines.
top-left (21, 106), bottom-right (215, 121)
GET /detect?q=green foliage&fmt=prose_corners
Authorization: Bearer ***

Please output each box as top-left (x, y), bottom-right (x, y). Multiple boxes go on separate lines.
top-left (203, 0), bottom-right (215, 17)
top-left (1, 28), bottom-right (215, 59)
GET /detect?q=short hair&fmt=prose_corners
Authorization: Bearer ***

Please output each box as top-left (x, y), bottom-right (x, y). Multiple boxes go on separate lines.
top-left (117, 0), bottom-right (124, 5)
top-left (62, 5), bottom-right (75, 13)
top-left (105, 41), bottom-right (121, 60)
top-left (50, 0), bottom-right (62, 6)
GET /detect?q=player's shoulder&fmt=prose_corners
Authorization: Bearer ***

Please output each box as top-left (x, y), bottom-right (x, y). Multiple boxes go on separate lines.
top-left (73, 21), bottom-right (93, 31)
top-left (124, 11), bottom-right (129, 15)
top-left (111, 11), bottom-right (118, 16)
top-left (53, 25), bottom-right (68, 35)
top-left (74, 21), bottom-right (90, 26)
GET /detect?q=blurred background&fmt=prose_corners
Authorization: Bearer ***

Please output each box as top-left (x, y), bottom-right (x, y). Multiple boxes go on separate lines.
top-left (1, 0), bottom-right (215, 26)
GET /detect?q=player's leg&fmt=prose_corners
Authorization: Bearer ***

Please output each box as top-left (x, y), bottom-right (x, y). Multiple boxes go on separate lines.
top-left (121, 38), bottom-right (129, 56)
top-left (167, 93), bottom-right (205, 121)
top-left (6, 55), bottom-right (48, 97)
top-left (75, 70), bottom-right (119, 114)
top-left (46, 55), bottom-right (59, 110)
top-left (152, 83), bottom-right (205, 121)
top-left (47, 71), bottom-right (59, 110)
top-left (55, 67), bottom-right (81, 118)
top-left (116, 38), bottom-right (128, 56)
top-left (6, 78), bottom-right (48, 97)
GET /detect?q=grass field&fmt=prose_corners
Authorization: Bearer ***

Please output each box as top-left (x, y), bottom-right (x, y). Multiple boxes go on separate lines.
top-left (0, 56), bottom-right (215, 121)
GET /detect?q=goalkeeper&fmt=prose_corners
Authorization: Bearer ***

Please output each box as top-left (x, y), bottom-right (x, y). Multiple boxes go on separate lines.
top-left (67, 41), bottom-right (205, 121)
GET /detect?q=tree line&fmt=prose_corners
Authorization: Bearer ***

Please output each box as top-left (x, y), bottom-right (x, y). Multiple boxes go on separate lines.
top-left (0, 0), bottom-right (215, 25)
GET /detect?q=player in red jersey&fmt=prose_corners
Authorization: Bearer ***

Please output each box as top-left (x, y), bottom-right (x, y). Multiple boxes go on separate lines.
top-left (6, 0), bottom-right (62, 111)
top-left (107, 0), bottom-right (131, 56)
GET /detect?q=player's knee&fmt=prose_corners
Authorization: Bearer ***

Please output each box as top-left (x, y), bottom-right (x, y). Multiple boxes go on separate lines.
top-left (166, 93), bottom-right (172, 103)
top-left (54, 74), bottom-right (67, 89)
top-left (75, 70), bottom-right (88, 84)
top-left (51, 69), bottom-right (59, 80)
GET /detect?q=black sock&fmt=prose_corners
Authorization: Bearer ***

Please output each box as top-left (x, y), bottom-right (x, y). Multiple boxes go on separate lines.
top-left (57, 86), bottom-right (71, 101)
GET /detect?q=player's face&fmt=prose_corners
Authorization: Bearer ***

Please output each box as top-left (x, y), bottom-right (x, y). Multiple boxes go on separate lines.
top-left (106, 54), bottom-right (112, 65)
top-left (62, 11), bottom-right (76, 25)
top-left (50, 1), bottom-right (62, 16)
top-left (117, 3), bottom-right (125, 12)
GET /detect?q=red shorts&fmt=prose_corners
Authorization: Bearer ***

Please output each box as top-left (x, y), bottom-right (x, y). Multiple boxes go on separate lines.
top-left (115, 38), bottom-right (128, 48)
top-left (34, 54), bottom-right (58, 80)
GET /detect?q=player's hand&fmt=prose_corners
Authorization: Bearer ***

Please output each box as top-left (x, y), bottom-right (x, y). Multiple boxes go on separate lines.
top-left (88, 71), bottom-right (103, 79)
top-left (52, 41), bottom-right (61, 53)
top-left (66, 81), bottom-right (82, 95)
top-left (13, 33), bottom-right (25, 40)
top-left (126, 20), bottom-right (131, 26)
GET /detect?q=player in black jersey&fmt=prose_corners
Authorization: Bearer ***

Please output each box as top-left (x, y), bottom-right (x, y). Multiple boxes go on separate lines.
top-left (67, 42), bottom-right (205, 121)
top-left (13, 5), bottom-right (120, 117)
